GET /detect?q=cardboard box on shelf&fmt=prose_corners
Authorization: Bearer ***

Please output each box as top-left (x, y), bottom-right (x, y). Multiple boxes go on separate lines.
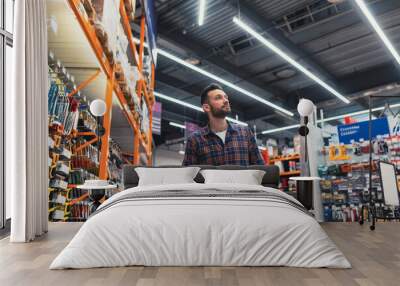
top-left (124, 0), bottom-right (136, 21)
top-left (92, 0), bottom-right (120, 58)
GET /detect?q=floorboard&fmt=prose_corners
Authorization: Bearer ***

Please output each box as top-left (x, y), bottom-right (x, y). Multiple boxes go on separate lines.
top-left (0, 222), bottom-right (399, 286)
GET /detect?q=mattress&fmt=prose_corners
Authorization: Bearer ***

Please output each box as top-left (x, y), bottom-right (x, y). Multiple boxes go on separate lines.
top-left (50, 183), bottom-right (351, 269)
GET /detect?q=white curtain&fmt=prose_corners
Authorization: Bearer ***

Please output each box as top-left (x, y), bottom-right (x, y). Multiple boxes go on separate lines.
top-left (6, 0), bottom-right (48, 242)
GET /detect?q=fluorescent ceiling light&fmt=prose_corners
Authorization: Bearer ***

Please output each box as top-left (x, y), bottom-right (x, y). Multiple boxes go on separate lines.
top-left (355, 0), bottom-right (400, 66)
top-left (133, 37), bottom-right (293, 116)
top-left (261, 102), bottom-right (400, 134)
top-left (198, 0), bottom-right (206, 26)
top-left (262, 124), bottom-right (300, 135)
top-left (321, 102), bottom-right (400, 123)
top-left (154, 91), bottom-right (203, 112)
top-left (156, 49), bottom-right (294, 117)
top-left (154, 91), bottom-right (248, 126)
top-left (227, 117), bottom-right (248, 126)
top-left (233, 17), bottom-right (350, 104)
top-left (169, 122), bottom-right (186, 129)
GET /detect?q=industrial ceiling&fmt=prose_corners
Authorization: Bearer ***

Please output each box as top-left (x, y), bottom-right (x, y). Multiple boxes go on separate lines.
top-left (48, 0), bottom-right (400, 151)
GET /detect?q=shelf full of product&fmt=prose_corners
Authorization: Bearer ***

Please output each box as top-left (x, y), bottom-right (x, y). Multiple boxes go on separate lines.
top-left (67, 0), bottom-right (155, 164)
top-left (318, 135), bottom-right (400, 222)
top-left (266, 153), bottom-right (301, 197)
top-left (47, 62), bottom-right (124, 222)
top-left (261, 136), bottom-right (302, 197)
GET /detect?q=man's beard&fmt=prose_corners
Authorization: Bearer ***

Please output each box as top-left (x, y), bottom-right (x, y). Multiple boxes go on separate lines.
top-left (210, 104), bottom-right (231, 118)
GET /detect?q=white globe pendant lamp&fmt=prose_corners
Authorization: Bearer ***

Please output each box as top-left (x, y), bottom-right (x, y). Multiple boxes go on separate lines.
top-left (90, 99), bottom-right (107, 117)
top-left (297, 98), bottom-right (314, 117)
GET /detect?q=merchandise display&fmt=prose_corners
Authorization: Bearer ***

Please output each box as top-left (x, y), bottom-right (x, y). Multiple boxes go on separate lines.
top-left (318, 131), bottom-right (400, 222)
top-left (48, 72), bottom-right (79, 136)
top-left (67, 0), bottom-right (155, 166)
top-left (108, 139), bottom-right (124, 186)
top-left (47, 57), bottom-right (124, 222)
top-left (262, 113), bottom-right (400, 222)
top-left (83, 0), bottom-right (152, 126)
top-left (71, 138), bottom-right (100, 173)
top-left (48, 65), bottom-right (78, 221)
top-left (263, 137), bottom-right (301, 197)
top-left (78, 110), bottom-right (98, 132)
top-left (44, 0), bottom-right (158, 223)
top-left (270, 154), bottom-right (300, 197)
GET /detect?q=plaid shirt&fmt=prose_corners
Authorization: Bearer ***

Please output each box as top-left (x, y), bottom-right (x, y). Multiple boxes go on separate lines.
top-left (182, 123), bottom-right (265, 166)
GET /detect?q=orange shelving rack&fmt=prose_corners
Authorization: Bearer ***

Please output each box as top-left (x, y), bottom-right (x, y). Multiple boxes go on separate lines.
top-left (67, 0), bottom-right (155, 179)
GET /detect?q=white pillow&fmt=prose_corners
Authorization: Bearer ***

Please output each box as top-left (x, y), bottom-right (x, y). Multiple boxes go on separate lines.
top-left (135, 167), bottom-right (201, 186)
top-left (200, 169), bottom-right (265, 185)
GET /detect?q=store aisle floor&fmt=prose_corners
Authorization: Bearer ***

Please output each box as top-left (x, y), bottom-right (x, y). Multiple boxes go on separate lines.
top-left (0, 222), bottom-right (399, 286)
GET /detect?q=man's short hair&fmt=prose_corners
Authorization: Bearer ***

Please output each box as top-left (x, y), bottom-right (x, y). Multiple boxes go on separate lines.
top-left (201, 83), bottom-right (224, 105)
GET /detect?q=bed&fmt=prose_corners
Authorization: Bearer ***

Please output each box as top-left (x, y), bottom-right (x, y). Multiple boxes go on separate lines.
top-left (50, 165), bottom-right (351, 269)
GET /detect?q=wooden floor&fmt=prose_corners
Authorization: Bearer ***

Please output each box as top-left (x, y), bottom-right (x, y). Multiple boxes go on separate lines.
top-left (0, 222), bottom-right (399, 286)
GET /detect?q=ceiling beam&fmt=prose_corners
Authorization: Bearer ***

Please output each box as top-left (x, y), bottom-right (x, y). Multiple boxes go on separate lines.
top-left (224, 0), bottom-right (370, 110)
top-left (225, 0), bottom-right (337, 86)
top-left (154, 77), bottom-right (282, 133)
top-left (156, 73), bottom-right (246, 117)
top-left (155, 24), bottom-right (297, 118)
top-left (245, 56), bottom-right (400, 121)
top-left (293, 61), bottom-right (400, 115)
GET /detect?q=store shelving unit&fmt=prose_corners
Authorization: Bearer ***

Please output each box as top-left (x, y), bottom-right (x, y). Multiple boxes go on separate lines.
top-left (262, 151), bottom-right (301, 196)
top-left (269, 154), bottom-right (300, 163)
top-left (267, 154), bottom-right (300, 173)
top-left (318, 140), bottom-right (400, 222)
top-left (47, 63), bottom-right (76, 221)
top-left (280, 170), bottom-right (301, 177)
top-left (47, 0), bottom-right (154, 221)
top-left (67, 0), bottom-right (155, 175)
top-left (47, 51), bottom-right (126, 221)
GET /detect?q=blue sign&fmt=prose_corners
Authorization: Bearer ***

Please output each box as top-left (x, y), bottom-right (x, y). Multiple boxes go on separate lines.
top-left (337, 117), bottom-right (390, 144)
top-left (143, 0), bottom-right (158, 66)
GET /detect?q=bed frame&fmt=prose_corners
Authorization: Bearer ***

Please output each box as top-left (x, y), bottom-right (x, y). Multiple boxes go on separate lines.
top-left (122, 165), bottom-right (280, 190)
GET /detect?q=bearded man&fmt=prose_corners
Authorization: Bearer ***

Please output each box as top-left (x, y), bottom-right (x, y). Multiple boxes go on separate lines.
top-left (182, 83), bottom-right (264, 166)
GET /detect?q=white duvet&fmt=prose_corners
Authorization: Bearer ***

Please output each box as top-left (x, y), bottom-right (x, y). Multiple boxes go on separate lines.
top-left (50, 183), bottom-right (351, 269)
